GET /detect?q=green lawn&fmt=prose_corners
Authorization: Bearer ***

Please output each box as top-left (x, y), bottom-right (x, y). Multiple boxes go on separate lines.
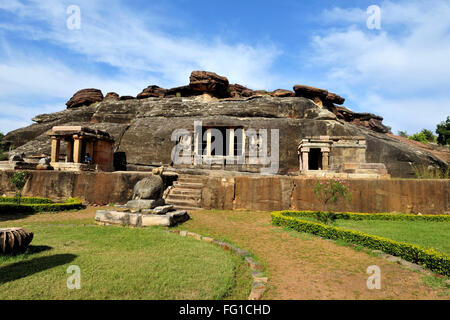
top-left (291, 215), bottom-right (450, 255)
top-left (0, 216), bottom-right (252, 300)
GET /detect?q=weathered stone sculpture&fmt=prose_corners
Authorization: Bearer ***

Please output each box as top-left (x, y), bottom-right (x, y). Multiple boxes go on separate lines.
top-left (0, 228), bottom-right (33, 254)
top-left (132, 175), bottom-right (164, 200)
top-left (96, 173), bottom-right (190, 227)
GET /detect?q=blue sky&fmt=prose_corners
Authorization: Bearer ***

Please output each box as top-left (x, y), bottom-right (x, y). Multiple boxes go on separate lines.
top-left (0, 0), bottom-right (449, 135)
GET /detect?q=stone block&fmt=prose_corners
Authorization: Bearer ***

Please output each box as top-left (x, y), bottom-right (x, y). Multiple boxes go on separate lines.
top-left (126, 198), bottom-right (165, 210)
top-left (141, 214), bottom-right (171, 227)
top-left (153, 204), bottom-right (174, 214)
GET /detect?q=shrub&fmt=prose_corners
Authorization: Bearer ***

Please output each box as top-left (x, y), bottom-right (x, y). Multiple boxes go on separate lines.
top-left (408, 129), bottom-right (437, 144)
top-left (271, 212), bottom-right (450, 276)
top-left (313, 178), bottom-right (351, 222)
top-left (0, 197), bottom-right (54, 204)
top-left (412, 164), bottom-right (450, 179)
top-left (0, 197), bottom-right (84, 214)
top-left (10, 171), bottom-right (30, 205)
top-left (436, 116), bottom-right (450, 146)
top-left (274, 210), bottom-right (450, 222)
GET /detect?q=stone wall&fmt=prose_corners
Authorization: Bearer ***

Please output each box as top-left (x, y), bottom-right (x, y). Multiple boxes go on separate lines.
top-left (201, 175), bottom-right (449, 214)
top-left (0, 170), bottom-right (154, 204)
top-left (0, 170), bottom-right (448, 214)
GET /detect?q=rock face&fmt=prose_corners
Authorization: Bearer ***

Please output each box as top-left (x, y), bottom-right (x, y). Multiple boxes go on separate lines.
top-left (331, 106), bottom-right (390, 133)
top-left (270, 89), bottom-right (295, 97)
top-left (132, 175), bottom-right (164, 200)
top-left (2, 71), bottom-right (448, 178)
top-left (66, 89), bottom-right (104, 109)
top-left (104, 92), bottom-right (120, 101)
top-left (229, 84), bottom-right (255, 98)
top-left (293, 84), bottom-right (345, 105)
top-left (189, 71), bottom-right (230, 98)
top-left (137, 85), bottom-right (167, 99)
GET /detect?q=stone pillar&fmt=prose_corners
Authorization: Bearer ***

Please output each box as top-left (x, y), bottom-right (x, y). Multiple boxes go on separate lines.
top-left (66, 140), bottom-right (73, 163)
top-left (51, 138), bottom-right (60, 163)
top-left (302, 151), bottom-right (309, 171)
top-left (73, 136), bottom-right (82, 163)
top-left (322, 152), bottom-right (329, 170)
top-left (228, 128), bottom-right (234, 157)
top-left (321, 147), bottom-right (330, 171)
top-left (206, 129), bottom-right (212, 156)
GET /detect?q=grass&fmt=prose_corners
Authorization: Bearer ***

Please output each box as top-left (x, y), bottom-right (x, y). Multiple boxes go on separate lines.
top-left (282, 214), bottom-right (450, 255)
top-left (318, 218), bottom-right (449, 255)
top-left (0, 210), bottom-right (252, 300)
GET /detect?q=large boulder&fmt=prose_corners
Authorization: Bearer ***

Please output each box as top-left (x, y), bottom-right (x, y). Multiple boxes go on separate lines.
top-left (293, 85), bottom-right (345, 105)
top-left (189, 71), bottom-right (230, 98)
top-left (104, 92), bottom-right (120, 101)
top-left (228, 84), bottom-right (255, 98)
top-left (270, 89), bottom-right (295, 97)
top-left (132, 175), bottom-right (164, 200)
top-left (66, 89), bottom-right (104, 109)
top-left (331, 106), bottom-right (390, 133)
top-left (137, 85), bottom-right (167, 99)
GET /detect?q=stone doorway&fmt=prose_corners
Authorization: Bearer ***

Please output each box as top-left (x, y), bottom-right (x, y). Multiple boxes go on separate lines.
top-left (309, 148), bottom-right (323, 170)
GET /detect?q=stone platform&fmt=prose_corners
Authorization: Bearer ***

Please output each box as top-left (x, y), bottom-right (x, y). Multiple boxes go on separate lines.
top-left (95, 209), bottom-right (189, 227)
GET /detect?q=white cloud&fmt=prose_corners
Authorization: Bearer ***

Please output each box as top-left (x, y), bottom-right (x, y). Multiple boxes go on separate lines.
top-left (311, 0), bottom-right (450, 133)
top-left (0, 0), bottom-right (280, 133)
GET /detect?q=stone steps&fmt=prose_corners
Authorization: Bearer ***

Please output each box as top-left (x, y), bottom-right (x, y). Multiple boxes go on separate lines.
top-left (164, 174), bottom-right (206, 211)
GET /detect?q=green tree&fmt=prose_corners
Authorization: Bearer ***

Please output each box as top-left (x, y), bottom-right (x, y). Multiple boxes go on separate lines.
top-left (0, 132), bottom-right (7, 161)
top-left (408, 129), bottom-right (436, 144)
top-left (398, 131), bottom-right (408, 138)
top-left (313, 178), bottom-right (352, 224)
top-left (10, 171), bottom-right (30, 205)
top-left (436, 116), bottom-right (450, 146)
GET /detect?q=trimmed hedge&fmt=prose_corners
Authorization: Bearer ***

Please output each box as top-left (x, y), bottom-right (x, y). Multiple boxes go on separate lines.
top-left (0, 197), bottom-right (54, 204)
top-left (0, 198), bottom-right (84, 214)
top-left (271, 211), bottom-right (450, 276)
top-left (274, 210), bottom-right (450, 222)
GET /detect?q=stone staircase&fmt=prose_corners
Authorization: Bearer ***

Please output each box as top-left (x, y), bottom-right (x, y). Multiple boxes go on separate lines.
top-left (164, 174), bottom-right (206, 211)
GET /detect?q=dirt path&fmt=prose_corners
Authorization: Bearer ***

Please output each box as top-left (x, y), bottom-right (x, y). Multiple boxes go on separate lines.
top-left (177, 210), bottom-right (448, 300)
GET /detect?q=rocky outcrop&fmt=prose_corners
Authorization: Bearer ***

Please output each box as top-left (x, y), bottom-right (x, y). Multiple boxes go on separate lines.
top-left (66, 89), bottom-right (104, 109)
top-left (270, 89), bottom-right (295, 97)
top-left (229, 84), bottom-right (255, 98)
top-left (331, 106), bottom-right (390, 133)
top-left (3, 71), bottom-right (447, 178)
top-left (293, 85), bottom-right (345, 105)
top-left (136, 85), bottom-right (167, 99)
top-left (104, 92), bottom-right (120, 101)
top-left (189, 71), bottom-right (230, 98)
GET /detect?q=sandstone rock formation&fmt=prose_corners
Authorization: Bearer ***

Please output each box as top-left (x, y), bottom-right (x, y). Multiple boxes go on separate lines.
top-left (293, 84), bottom-right (345, 105)
top-left (66, 89), bottom-right (104, 109)
top-left (137, 85), bottom-right (167, 99)
top-left (228, 84), bottom-right (255, 98)
top-left (104, 92), bottom-right (120, 101)
top-left (331, 106), bottom-right (390, 133)
top-left (270, 89), bottom-right (295, 97)
top-left (3, 71), bottom-right (448, 178)
top-left (189, 70), bottom-right (229, 98)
